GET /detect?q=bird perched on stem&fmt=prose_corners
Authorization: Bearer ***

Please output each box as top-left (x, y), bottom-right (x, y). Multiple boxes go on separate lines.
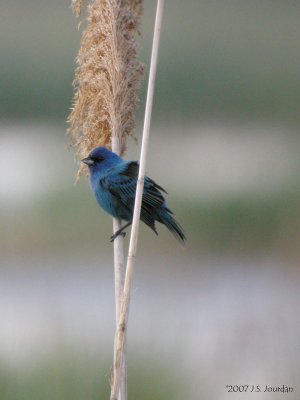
top-left (82, 147), bottom-right (186, 244)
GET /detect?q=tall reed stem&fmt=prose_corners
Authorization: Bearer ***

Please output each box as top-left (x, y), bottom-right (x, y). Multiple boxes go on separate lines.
top-left (110, 1), bottom-right (165, 398)
top-left (111, 137), bottom-right (126, 400)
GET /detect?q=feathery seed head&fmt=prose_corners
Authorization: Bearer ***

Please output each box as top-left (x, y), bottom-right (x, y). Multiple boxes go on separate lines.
top-left (68, 0), bottom-right (144, 179)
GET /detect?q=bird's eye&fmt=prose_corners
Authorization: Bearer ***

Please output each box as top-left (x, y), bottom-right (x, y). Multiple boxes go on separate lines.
top-left (89, 156), bottom-right (104, 163)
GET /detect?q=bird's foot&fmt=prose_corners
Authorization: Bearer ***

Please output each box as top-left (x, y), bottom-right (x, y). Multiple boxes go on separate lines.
top-left (110, 231), bottom-right (126, 242)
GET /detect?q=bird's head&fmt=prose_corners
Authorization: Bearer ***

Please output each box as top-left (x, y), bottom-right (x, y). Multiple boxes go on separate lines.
top-left (81, 147), bottom-right (122, 173)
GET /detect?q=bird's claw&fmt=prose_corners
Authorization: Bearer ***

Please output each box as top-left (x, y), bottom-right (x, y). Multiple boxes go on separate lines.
top-left (110, 231), bottom-right (126, 242)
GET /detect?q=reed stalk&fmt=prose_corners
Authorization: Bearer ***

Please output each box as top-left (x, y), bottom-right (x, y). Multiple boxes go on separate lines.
top-left (110, 1), bottom-right (164, 399)
top-left (68, 1), bottom-right (144, 399)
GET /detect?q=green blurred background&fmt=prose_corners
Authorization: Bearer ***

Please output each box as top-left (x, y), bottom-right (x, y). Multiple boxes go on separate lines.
top-left (1, 1), bottom-right (300, 399)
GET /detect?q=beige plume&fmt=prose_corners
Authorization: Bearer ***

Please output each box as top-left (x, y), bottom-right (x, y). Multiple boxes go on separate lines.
top-left (68, 0), bottom-right (144, 178)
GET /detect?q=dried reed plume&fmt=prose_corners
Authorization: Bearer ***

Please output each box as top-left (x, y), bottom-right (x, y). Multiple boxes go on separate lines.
top-left (71, 0), bottom-right (83, 17)
top-left (68, 0), bottom-right (144, 178)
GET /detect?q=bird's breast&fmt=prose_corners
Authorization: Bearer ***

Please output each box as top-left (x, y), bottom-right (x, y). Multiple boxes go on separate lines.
top-left (95, 185), bottom-right (118, 217)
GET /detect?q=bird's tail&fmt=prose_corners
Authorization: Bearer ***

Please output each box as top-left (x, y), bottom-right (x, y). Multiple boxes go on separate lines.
top-left (159, 209), bottom-right (186, 244)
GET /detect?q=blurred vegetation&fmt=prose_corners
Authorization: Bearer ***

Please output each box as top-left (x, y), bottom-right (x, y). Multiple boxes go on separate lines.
top-left (2, 183), bottom-right (300, 259)
top-left (0, 352), bottom-right (185, 400)
top-left (2, 1), bottom-right (300, 125)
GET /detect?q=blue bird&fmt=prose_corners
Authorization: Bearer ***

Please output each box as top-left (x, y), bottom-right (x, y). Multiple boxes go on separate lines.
top-left (82, 147), bottom-right (186, 244)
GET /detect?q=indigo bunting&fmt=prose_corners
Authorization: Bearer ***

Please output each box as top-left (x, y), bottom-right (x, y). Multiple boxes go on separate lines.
top-left (82, 147), bottom-right (186, 243)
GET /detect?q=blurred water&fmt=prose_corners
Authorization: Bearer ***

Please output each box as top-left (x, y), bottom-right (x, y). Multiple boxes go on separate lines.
top-left (0, 124), bottom-right (74, 205)
top-left (0, 253), bottom-right (299, 399)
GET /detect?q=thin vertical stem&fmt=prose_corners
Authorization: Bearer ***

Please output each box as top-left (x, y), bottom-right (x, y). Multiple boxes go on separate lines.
top-left (110, 1), bottom-right (164, 399)
top-left (111, 137), bottom-right (126, 400)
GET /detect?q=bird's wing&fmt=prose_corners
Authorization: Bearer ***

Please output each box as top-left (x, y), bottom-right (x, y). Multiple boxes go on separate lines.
top-left (99, 161), bottom-right (167, 215)
top-left (119, 161), bottom-right (167, 210)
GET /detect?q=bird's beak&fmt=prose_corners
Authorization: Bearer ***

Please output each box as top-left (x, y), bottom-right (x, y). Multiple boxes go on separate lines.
top-left (81, 157), bottom-right (94, 166)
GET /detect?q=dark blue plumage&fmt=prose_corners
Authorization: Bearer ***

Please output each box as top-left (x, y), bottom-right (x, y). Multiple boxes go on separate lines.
top-left (82, 147), bottom-right (186, 243)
